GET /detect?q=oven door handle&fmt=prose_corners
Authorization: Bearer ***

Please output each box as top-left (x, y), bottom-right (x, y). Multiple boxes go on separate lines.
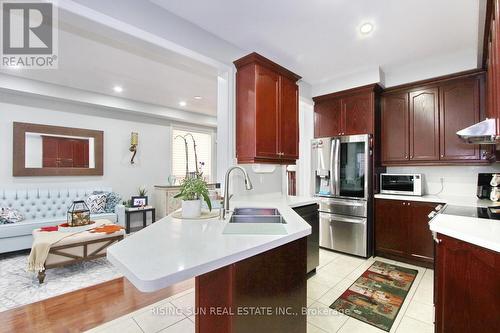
top-left (321, 198), bottom-right (366, 207)
top-left (320, 213), bottom-right (366, 224)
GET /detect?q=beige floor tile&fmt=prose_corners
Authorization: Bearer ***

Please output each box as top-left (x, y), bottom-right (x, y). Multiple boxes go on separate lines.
top-left (412, 281), bottom-right (434, 305)
top-left (87, 318), bottom-right (143, 333)
top-left (319, 249), bottom-right (339, 267)
top-left (307, 322), bottom-right (328, 333)
top-left (134, 302), bottom-right (186, 333)
top-left (395, 316), bottom-right (434, 333)
top-left (307, 280), bottom-right (331, 300)
top-left (307, 301), bottom-right (349, 332)
top-left (404, 300), bottom-right (434, 324)
top-left (308, 269), bottom-right (344, 287)
top-left (319, 258), bottom-right (362, 280)
top-left (337, 317), bottom-right (386, 333)
top-left (170, 290), bottom-right (195, 317)
top-left (159, 318), bottom-right (195, 333)
top-left (317, 286), bottom-right (345, 306)
top-left (307, 297), bottom-right (315, 307)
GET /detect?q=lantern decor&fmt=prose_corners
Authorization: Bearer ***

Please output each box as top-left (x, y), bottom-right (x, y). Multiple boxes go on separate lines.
top-left (67, 200), bottom-right (91, 227)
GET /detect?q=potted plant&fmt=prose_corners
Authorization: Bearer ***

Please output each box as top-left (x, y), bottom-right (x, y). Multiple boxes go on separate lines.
top-left (174, 176), bottom-right (212, 218)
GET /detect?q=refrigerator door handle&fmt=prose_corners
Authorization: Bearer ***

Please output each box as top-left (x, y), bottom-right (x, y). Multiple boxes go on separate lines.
top-left (334, 138), bottom-right (341, 196)
top-left (329, 139), bottom-right (337, 196)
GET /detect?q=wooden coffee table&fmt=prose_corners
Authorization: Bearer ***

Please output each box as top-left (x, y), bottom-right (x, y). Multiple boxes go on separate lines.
top-left (34, 222), bottom-right (125, 283)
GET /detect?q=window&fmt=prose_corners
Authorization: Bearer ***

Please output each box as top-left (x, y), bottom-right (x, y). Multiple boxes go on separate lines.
top-left (172, 128), bottom-right (213, 182)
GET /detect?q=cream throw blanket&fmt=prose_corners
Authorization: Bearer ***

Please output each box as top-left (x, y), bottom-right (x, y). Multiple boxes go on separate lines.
top-left (27, 220), bottom-right (108, 272)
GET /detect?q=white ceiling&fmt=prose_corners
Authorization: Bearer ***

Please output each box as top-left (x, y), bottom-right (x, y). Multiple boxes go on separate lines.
top-left (151, 0), bottom-right (481, 87)
top-left (0, 10), bottom-right (219, 116)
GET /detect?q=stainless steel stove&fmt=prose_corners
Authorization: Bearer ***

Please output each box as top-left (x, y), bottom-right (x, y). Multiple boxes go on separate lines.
top-left (442, 205), bottom-right (500, 220)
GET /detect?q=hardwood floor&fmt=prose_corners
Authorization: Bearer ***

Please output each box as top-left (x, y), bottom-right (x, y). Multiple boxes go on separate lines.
top-left (0, 277), bottom-right (194, 333)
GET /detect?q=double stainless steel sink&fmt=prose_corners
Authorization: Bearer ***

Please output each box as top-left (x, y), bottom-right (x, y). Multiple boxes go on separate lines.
top-left (229, 208), bottom-right (286, 224)
top-left (223, 207), bottom-right (287, 235)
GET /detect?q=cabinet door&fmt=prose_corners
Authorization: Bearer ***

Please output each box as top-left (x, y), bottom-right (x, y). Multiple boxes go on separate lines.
top-left (255, 65), bottom-right (280, 159)
top-left (280, 76), bottom-right (299, 160)
top-left (342, 93), bottom-right (373, 135)
top-left (314, 98), bottom-right (342, 137)
top-left (409, 88), bottom-right (440, 161)
top-left (439, 78), bottom-right (481, 160)
top-left (435, 234), bottom-right (500, 333)
top-left (375, 199), bottom-right (408, 256)
top-left (407, 202), bottom-right (437, 264)
top-left (381, 93), bottom-right (409, 163)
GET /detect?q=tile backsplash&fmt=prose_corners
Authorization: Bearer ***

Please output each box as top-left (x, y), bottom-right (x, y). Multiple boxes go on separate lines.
top-left (386, 165), bottom-right (500, 197)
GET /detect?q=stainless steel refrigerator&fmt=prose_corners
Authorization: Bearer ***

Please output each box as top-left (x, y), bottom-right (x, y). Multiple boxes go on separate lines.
top-left (311, 135), bottom-right (371, 257)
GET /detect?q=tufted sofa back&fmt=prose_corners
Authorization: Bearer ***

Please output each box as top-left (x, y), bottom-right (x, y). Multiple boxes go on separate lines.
top-left (0, 187), bottom-right (112, 221)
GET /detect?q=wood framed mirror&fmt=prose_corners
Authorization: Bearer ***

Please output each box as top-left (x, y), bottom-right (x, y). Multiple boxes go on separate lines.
top-left (13, 122), bottom-right (104, 176)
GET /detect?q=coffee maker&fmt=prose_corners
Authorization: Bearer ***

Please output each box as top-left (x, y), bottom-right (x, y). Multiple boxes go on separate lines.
top-left (477, 173), bottom-right (500, 200)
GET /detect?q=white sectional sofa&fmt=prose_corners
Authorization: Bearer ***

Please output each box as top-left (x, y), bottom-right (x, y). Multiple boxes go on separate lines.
top-left (0, 187), bottom-right (125, 253)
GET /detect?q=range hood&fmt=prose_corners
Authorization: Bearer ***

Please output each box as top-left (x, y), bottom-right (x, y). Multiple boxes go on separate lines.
top-left (456, 118), bottom-right (499, 144)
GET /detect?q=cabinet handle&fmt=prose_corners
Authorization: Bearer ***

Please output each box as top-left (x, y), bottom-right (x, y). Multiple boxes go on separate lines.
top-left (408, 202), bottom-right (411, 206)
top-left (440, 154), bottom-right (444, 158)
top-left (432, 231), bottom-right (441, 244)
top-left (403, 202), bottom-right (406, 206)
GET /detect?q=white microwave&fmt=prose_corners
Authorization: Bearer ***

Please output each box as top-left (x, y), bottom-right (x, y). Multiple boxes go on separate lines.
top-left (380, 174), bottom-right (423, 196)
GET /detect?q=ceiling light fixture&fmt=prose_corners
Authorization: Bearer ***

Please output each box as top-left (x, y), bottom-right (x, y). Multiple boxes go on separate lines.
top-left (359, 22), bottom-right (374, 35)
top-left (179, 101), bottom-right (187, 107)
top-left (194, 96), bottom-right (202, 100)
top-left (113, 86), bottom-right (123, 93)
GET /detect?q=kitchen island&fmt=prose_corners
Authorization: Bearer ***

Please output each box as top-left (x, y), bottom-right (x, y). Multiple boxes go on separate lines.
top-left (107, 194), bottom-right (314, 333)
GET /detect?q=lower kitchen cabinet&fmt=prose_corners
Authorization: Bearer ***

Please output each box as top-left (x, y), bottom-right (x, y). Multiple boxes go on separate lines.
top-left (435, 234), bottom-right (500, 333)
top-left (375, 199), bottom-right (442, 268)
top-left (293, 204), bottom-right (319, 273)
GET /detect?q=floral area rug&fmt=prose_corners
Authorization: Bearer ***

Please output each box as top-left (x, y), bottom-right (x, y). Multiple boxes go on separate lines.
top-left (0, 251), bottom-right (122, 312)
top-left (330, 261), bottom-right (418, 332)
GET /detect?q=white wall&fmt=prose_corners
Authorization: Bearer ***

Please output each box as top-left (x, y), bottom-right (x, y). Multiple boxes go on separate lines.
top-left (296, 100), bottom-right (314, 196)
top-left (387, 165), bottom-right (500, 197)
top-left (0, 93), bottom-right (208, 203)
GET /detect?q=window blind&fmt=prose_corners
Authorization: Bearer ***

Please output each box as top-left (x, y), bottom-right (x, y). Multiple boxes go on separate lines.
top-left (172, 129), bottom-right (212, 182)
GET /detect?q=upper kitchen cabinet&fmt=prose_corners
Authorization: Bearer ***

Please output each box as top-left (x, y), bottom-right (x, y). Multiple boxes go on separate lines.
top-left (440, 77), bottom-right (483, 160)
top-left (409, 87), bottom-right (440, 161)
top-left (381, 92), bottom-right (409, 162)
top-left (313, 84), bottom-right (382, 138)
top-left (381, 70), bottom-right (491, 165)
top-left (234, 53), bottom-right (301, 164)
top-left (485, 0), bottom-right (500, 137)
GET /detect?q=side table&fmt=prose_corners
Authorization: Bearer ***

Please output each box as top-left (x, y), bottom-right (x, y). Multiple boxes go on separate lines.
top-left (125, 207), bottom-right (156, 234)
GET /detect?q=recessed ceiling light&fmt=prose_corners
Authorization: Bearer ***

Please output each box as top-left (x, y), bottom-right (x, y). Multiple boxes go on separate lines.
top-left (113, 86), bottom-right (123, 93)
top-left (359, 22), bottom-right (374, 35)
top-left (194, 96), bottom-right (202, 100)
top-left (179, 101), bottom-right (187, 107)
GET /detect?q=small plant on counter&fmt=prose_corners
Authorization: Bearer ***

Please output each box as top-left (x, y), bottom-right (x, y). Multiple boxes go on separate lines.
top-left (138, 186), bottom-right (148, 197)
top-left (174, 176), bottom-right (212, 218)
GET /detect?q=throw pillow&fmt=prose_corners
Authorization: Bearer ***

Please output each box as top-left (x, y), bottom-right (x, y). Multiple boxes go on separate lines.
top-left (105, 192), bottom-right (122, 213)
top-left (0, 217), bottom-right (12, 224)
top-left (92, 191), bottom-right (122, 213)
top-left (85, 194), bottom-right (107, 214)
top-left (0, 207), bottom-right (24, 223)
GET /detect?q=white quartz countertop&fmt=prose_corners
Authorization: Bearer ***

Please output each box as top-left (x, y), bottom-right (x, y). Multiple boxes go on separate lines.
top-left (374, 193), bottom-right (500, 208)
top-left (429, 213), bottom-right (500, 252)
top-left (107, 194), bottom-right (314, 292)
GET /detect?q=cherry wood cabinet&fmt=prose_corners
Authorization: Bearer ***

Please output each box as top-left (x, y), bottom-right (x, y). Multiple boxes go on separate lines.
top-left (484, 0), bottom-right (500, 137)
top-left (381, 71), bottom-right (491, 165)
top-left (435, 234), bottom-right (500, 333)
top-left (42, 136), bottom-right (89, 168)
top-left (314, 98), bottom-right (342, 138)
top-left (234, 53), bottom-right (301, 164)
top-left (381, 92), bottom-right (409, 162)
top-left (313, 84), bottom-right (381, 138)
top-left (439, 78), bottom-right (482, 160)
top-left (409, 88), bottom-right (440, 161)
top-left (375, 199), bottom-right (442, 268)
